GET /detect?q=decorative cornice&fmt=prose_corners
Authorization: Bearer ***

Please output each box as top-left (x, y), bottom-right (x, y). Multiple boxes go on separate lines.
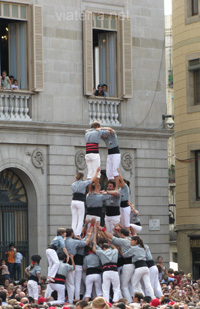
top-left (0, 121), bottom-right (173, 139)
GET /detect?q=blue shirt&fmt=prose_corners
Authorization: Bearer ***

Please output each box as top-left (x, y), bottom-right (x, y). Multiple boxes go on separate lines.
top-left (85, 129), bottom-right (109, 144)
top-left (64, 237), bottom-right (86, 255)
top-left (51, 235), bottom-right (65, 250)
top-left (86, 193), bottom-right (110, 208)
top-left (120, 184), bottom-right (129, 202)
top-left (26, 264), bottom-right (41, 277)
top-left (15, 252), bottom-right (23, 264)
top-left (101, 131), bottom-right (119, 150)
top-left (72, 179), bottom-right (91, 194)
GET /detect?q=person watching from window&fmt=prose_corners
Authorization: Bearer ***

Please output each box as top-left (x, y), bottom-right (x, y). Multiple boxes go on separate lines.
top-left (102, 84), bottom-right (109, 97)
top-left (1, 71), bottom-right (13, 90)
top-left (95, 84), bottom-right (104, 96)
top-left (12, 79), bottom-right (19, 90)
top-left (9, 75), bottom-right (14, 84)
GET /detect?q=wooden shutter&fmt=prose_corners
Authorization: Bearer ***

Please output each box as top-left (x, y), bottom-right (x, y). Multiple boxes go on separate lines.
top-left (121, 17), bottom-right (133, 98)
top-left (32, 5), bottom-right (44, 92)
top-left (83, 11), bottom-right (93, 96)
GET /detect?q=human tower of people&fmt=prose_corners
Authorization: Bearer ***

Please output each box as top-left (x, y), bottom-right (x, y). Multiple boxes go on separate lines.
top-left (25, 121), bottom-right (163, 305)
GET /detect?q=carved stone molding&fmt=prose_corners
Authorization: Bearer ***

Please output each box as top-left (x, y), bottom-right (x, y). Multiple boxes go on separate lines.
top-left (26, 149), bottom-right (44, 174)
top-left (122, 152), bottom-right (133, 171)
top-left (75, 150), bottom-right (86, 170)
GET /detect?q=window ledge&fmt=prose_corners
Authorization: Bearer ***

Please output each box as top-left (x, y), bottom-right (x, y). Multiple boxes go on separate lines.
top-left (187, 104), bottom-right (200, 113)
top-left (185, 14), bottom-right (200, 24)
top-left (88, 95), bottom-right (124, 101)
top-left (189, 200), bottom-right (200, 208)
top-left (0, 89), bottom-right (34, 95)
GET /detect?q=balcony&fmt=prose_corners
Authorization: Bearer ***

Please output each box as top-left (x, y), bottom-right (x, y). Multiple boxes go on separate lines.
top-left (0, 90), bottom-right (32, 121)
top-left (89, 97), bottom-right (121, 126)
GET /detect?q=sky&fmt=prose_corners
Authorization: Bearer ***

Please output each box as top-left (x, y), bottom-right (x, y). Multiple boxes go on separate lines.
top-left (164, 0), bottom-right (172, 15)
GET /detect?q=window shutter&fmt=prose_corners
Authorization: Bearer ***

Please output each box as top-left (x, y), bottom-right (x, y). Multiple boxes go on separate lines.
top-left (83, 11), bottom-right (93, 96)
top-left (121, 17), bottom-right (133, 98)
top-left (32, 5), bottom-right (44, 92)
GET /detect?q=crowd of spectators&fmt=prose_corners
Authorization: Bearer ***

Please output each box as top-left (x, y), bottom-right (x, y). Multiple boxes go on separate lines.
top-left (1, 246), bottom-right (200, 309)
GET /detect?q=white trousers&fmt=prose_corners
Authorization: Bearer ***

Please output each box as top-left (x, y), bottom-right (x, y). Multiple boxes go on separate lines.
top-left (117, 266), bottom-right (123, 299)
top-left (86, 214), bottom-right (101, 225)
top-left (85, 274), bottom-right (102, 298)
top-left (75, 265), bottom-right (83, 300)
top-left (46, 248), bottom-right (60, 278)
top-left (121, 264), bottom-right (135, 303)
top-left (27, 280), bottom-right (38, 300)
top-left (45, 283), bottom-right (53, 298)
top-left (49, 283), bottom-right (65, 304)
top-left (102, 271), bottom-right (121, 302)
top-left (106, 153), bottom-right (121, 180)
top-left (105, 215), bottom-right (121, 233)
top-left (120, 207), bottom-right (131, 228)
top-left (132, 266), bottom-right (154, 299)
top-left (65, 270), bottom-right (75, 304)
top-left (149, 265), bottom-right (163, 298)
top-left (81, 269), bottom-right (86, 296)
top-left (85, 153), bottom-right (100, 179)
top-left (129, 223), bottom-right (143, 234)
top-left (71, 200), bottom-right (85, 236)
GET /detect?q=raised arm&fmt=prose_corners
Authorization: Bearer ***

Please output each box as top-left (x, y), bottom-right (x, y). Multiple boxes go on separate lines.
top-left (85, 231), bottom-right (93, 246)
top-left (97, 127), bottom-right (114, 134)
top-left (92, 223), bottom-right (97, 253)
top-left (91, 167), bottom-right (101, 183)
top-left (106, 190), bottom-right (119, 196)
top-left (117, 168), bottom-right (126, 187)
top-left (128, 201), bottom-right (138, 216)
top-left (98, 226), bottom-right (113, 240)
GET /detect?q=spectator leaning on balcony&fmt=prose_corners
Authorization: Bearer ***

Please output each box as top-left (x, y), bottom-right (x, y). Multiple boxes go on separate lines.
top-left (1, 71), bottom-right (13, 90)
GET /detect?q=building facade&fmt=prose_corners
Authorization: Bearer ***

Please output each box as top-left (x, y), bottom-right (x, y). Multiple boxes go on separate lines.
top-left (173, 0), bottom-right (200, 278)
top-left (0, 0), bottom-right (170, 273)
